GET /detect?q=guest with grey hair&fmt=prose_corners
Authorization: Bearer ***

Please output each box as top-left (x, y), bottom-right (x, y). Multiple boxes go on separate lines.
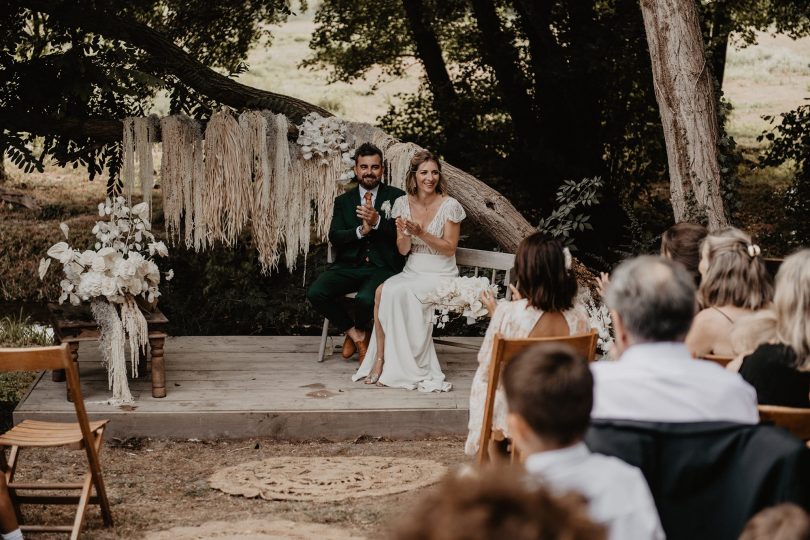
top-left (591, 255), bottom-right (759, 424)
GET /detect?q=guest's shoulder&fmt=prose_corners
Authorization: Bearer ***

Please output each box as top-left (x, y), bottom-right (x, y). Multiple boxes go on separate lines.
top-left (741, 343), bottom-right (801, 375)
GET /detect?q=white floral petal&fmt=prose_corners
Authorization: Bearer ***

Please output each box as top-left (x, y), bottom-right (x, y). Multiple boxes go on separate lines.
top-left (38, 258), bottom-right (51, 280)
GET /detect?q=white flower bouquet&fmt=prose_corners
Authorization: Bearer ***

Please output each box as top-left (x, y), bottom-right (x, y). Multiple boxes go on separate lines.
top-left (40, 196), bottom-right (173, 404)
top-left (423, 276), bottom-right (498, 328)
top-left (40, 197), bottom-right (172, 306)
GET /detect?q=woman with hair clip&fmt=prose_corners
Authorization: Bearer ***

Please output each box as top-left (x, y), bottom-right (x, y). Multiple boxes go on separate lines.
top-left (685, 227), bottom-right (773, 358)
top-left (464, 232), bottom-right (590, 456)
top-left (352, 150), bottom-right (465, 392)
top-left (729, 250), bottom-right (810, 408)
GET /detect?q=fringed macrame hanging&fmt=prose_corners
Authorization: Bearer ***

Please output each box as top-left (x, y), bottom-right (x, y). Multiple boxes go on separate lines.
top-left (122, 116), bottom-right (159, 214)
top-left (203, 109), bottom-right (252, 246)
top-left (125, 111), bottom-right (421, 275)
top-left (122, 118), bottom-right (136, 203)
top-left (160, 115), bottom-right (203, 246)
top-left (386, 142), bottom-right (420, 190)
top-left (91, 299), bottom-right (132, 404)
top-left (137, 116), bottom-right (158, 215)
top-left (251, 112), bottom-right (282, 272)
top-left (192, 132), bottom-right (206, 251)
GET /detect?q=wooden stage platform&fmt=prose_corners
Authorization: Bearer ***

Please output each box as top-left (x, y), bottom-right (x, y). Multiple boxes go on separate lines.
top-left (14, 336), bottom-right (481, 440)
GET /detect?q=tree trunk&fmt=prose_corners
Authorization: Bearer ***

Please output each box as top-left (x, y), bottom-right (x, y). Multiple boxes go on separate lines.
top-left (400, 0), bottom-right (465, 163)
top-left (470, 0), bottom-right (538, 146)
top-left (640, 0), bottom-right (729, 229)
top-left (0, 145), bottom-right (7, 184)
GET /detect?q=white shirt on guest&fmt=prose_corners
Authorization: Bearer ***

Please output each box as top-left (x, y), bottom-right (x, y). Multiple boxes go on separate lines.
top-left (525, 442), bottom-right (665, 540)
top-left (356, 185), bottom-right (381, 239)
top-left (591, 342), bottom-right (759, 424)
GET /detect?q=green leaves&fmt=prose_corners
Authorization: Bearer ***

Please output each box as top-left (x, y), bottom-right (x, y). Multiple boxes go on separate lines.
top-left (536, 176), bottom-right (603, 249)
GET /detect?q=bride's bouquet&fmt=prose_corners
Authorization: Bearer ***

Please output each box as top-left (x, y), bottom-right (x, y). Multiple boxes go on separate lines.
top-left (423, 276), bottom-right (498, 328)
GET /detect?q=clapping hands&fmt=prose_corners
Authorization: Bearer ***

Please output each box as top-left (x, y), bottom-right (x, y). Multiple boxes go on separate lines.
top-left (396, 217), bottom-right (423, 237)
top-left (356, 200), bottom-right (379, 235)
top-left (480, 284), bottom-right (523, 317)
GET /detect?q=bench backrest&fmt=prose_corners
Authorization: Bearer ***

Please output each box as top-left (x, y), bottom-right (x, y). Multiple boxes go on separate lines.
top-left (455, 247), bottom-right (515, 300)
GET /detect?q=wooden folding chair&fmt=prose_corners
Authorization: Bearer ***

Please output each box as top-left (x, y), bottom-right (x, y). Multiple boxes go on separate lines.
top-left (476, 330), bottom-right (598, 465)
top-left (758, 404), bottom-right (810, 441)
top-left (701, 354), bottom-right (734, 367)
top-left (0, 344), bottom-right (113, 538)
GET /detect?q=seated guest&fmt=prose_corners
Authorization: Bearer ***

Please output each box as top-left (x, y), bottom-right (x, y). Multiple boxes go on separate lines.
top-left (660, 222), bottom-right (708, 286)
top-left (393, 466), bottom-right (605, 540)
top-left (686, 228), bottom-right (773, 357)
top-left (739, 503), bottom-right (810, 540)
top-left (504, 344), bottom-right (664, 540)
top-left (730, 249), bottom-right (810, 408)
top-left (465, 232), bottom-right (590, 456)
top-left (597, 221), bottom-right (706, 298)
top-left (594, 255), bottom-right (759, 423)
top-left (0, 475), bottom-right (22, 540)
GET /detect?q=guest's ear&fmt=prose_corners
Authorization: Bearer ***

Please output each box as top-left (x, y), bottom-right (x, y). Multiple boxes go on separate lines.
top-left (506, 413), bottom-right (529, 451)
top-left (611, 309), bottom-right (630, 356)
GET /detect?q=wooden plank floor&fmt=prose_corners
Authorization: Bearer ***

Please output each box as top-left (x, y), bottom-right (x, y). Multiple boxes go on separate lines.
top-left (15, 336), bottom-right (482, 440)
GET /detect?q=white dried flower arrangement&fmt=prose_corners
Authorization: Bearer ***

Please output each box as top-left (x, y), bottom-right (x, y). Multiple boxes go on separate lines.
top-left (40, 197), bottom-right (172, 306)
top-left (296, 112), bottom-right (357, 182)
top-left (423, 276), bottom-right (498, 328)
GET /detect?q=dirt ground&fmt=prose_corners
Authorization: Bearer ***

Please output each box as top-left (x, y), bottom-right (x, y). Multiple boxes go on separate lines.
top-left (15, 436), bottom-right (468, 539)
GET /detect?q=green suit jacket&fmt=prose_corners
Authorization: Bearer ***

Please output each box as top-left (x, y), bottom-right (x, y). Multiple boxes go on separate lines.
top-left (328, 183), bottom-right (406, 272)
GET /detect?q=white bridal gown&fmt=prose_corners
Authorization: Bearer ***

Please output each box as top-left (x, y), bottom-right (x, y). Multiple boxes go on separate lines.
top-left (353, 195), bottom-right (466, 392)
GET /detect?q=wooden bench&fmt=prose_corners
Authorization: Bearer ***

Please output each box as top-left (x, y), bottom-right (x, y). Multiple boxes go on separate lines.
top-left (316, 246), bottom-right (515, 360)
top-left (433, 247), bottom-right (515, 351)
top-left (48, 302), bottom-right (169, 399)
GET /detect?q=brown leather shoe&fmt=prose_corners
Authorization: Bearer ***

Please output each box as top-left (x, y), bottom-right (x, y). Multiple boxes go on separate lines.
top-left (356, 332), bottom-right (372, 363)
top-left (341, 335), bottom-right (357, 359)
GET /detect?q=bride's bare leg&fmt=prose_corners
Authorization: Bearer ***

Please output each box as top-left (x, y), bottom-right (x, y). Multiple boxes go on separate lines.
top-left (366, 284), bottom-right (385, 384)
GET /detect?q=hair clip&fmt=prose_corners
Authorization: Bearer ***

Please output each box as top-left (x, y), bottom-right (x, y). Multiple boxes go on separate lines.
top-left (747, 244), bottom-right (761, 258)
top-left (562, 246), bottom-right (573, 270)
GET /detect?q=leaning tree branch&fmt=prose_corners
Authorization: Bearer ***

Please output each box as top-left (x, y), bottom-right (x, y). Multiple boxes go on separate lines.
top-left (24, 0), bottom-right (331, 123)
top-left (16, 0), bottom-right (554, 258)
top-left (1, 109), bottom-right (122, 142)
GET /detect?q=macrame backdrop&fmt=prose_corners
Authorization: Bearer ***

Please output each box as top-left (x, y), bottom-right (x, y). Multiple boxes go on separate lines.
top-left (160, 115), bottom-right (203, 247)
top-left (203, 111), bottom-right (252, 246)
top-left (126, 111), bottom-right (413, 274)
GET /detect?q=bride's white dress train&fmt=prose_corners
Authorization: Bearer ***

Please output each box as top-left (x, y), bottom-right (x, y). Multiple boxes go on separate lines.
top-left (352, 196), bottom-right (466, 392)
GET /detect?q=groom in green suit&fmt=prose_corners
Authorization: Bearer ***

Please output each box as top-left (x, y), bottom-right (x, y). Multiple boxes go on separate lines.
top-left (307, 143), bottom-right (406, 362)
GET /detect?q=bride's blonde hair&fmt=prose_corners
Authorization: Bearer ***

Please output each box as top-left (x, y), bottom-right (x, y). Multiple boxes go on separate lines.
top-left (405, 150), bottom-right (444, 196)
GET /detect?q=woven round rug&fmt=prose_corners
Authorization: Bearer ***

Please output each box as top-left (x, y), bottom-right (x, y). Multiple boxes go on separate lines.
top-left (209, 456), bottom-right (447, 502)
top-left (144, 519), bottom-right (363, 539)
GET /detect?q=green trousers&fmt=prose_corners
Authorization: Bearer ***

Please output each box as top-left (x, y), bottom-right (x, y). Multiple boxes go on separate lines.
top-left (306, 264), bottom-right (397, 332)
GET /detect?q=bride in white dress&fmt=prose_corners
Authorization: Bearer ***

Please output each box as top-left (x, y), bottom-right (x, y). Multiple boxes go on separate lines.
top-left (352, 151), bottom-right (465, 392)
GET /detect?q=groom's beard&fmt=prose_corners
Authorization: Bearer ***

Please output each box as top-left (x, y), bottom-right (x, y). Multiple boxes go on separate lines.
top-left (359, 175), bottom-right (381, 190)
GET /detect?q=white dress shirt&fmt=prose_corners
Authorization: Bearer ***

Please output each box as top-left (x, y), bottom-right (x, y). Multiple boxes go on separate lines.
top-left (525, 443), bottom-right (664, 540)
top-left (591, 342), bottom-right (759, 424)
top-left (356, 185), bottom-right (381, 239)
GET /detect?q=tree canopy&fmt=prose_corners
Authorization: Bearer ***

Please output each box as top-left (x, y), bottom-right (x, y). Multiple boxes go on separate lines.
top-left (0, 0), bottom-right (304, 186)
top-left (1, 0), bottom-right (809, 258)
